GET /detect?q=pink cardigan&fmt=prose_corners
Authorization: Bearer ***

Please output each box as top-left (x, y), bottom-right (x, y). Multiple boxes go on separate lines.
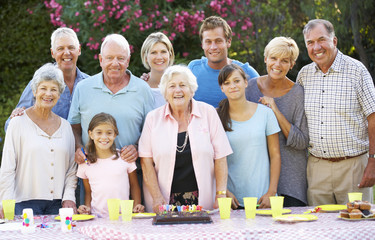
top-left (139, 99), bottom-right (232, 212)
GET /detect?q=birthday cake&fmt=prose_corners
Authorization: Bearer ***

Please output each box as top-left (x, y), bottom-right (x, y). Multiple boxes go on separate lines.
top-left (152, 211), bottom-right (212, 225)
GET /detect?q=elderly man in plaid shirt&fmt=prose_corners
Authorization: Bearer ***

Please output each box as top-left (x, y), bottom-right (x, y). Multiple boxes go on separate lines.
top-left (297, 19), bottom-right (375, 205)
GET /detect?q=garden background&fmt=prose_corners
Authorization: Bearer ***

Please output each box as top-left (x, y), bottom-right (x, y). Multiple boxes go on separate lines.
top-left (0, 0), bottom-right (374, 165)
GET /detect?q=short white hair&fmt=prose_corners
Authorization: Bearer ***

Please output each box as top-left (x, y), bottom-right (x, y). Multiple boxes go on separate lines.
top-left (101, 34), bottom-right (130, 57)
top-left (51, 27), bottom-right (80, 50)
top-left (31, 63), bottom-right (66, 95)
top-left (159, 65), bottom-right (198, 99)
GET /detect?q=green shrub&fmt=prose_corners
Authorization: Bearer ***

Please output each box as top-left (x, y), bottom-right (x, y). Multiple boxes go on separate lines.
top-left (0, 0), bottom-right (54, 163)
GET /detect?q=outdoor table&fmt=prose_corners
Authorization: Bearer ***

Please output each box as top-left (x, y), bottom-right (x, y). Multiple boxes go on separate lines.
top-left (1, 206), bottom-right (374, 240)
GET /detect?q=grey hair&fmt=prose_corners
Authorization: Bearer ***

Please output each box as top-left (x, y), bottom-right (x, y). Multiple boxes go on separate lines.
top-left (31, 63), bottom-right (66, 95)
top-left (100, 34), bottom-right (130, 57)
top-left (159, 65), bottom-right (198, 99)
top-left (303, 19), bottom-right (335, 38)
top-left (51, 27), bottom-right (80, 50)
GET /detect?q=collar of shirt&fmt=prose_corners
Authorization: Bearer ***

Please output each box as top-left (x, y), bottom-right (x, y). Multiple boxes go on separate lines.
top-left (92, 70), bottom-right (139, 94)
top-left (163, 99), bottom-right (202, 121)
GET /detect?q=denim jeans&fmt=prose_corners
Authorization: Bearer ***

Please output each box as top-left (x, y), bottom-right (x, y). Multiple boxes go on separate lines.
top-left (15, 199), bottom-right (62, 215)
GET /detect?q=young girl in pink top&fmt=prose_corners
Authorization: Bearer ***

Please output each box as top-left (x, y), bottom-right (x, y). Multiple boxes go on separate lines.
top-left (77, 113), bottom-right (144, 217)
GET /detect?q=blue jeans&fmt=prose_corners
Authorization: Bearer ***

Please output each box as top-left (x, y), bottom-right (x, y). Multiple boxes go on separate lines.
top-left (15, 199), bottom-right (62, 215)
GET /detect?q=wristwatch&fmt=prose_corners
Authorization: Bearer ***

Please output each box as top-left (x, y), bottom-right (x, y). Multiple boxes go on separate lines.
top-left (216, 190), bottom-right (227, 195)
top-left (369, 154), bottom-right (375, 158)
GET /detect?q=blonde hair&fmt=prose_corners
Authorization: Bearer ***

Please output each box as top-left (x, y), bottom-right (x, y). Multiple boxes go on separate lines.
top-left (141, 32), bottom-right (175, 70)
top-left (264, 37), bottom-right (299, 63)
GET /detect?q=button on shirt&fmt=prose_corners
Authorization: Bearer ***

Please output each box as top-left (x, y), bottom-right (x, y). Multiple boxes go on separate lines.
top-left (297, 51), bottom-right (375, 158)
top-left (0, 113), bottom-right (77, 203)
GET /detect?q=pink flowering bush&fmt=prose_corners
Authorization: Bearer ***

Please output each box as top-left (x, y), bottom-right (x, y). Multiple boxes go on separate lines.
top-left (38, 0), bottom-right (297, 75)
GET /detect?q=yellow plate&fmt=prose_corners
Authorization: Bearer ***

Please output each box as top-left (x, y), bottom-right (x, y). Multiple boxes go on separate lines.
top-left (338, 216), bottom-right (375, 221)
top-left (316, 205), bottom-right (346, 212)
top-left (256, 209), bottom-right (291, 216)
top-left (132, 213), bottom-right (156, 218)
top-left (55, 214), bottom-right (95, 221)
top-left (275, 214), bottom-right (318, 222)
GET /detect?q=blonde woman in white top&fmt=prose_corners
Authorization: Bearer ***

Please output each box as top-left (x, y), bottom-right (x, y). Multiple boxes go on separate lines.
top-left (140, 32), bottom-right (175, 108)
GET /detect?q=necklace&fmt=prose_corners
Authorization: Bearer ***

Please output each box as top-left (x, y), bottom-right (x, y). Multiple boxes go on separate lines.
top-left (176, 131), bottom-right (189, 153)
top-left (175, 103), bottom-right (191, 153)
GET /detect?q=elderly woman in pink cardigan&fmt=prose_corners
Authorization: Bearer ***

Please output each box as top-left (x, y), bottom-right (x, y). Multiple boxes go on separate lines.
top-left (139, 65), bottom-right (232, 213)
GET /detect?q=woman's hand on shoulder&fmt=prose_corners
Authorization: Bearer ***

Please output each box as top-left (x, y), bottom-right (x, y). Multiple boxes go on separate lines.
top-left (10, 107), bottom-right (26, 119)
top-left (120, 145), bottom-right (138, 163)
top-left (259, 96), bottom-right (277, 111)
top-left (77, 205), bottom-right (91, 215)
top-left (140, 73), bottom-right (150, 81)
top-left (133, 204), bottom-right (145, 213)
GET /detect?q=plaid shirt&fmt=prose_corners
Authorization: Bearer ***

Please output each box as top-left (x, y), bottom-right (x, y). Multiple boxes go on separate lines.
top-left (297, 51), bottom-right (375, 158)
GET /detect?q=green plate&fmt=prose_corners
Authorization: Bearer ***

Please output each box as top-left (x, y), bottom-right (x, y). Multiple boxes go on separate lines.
top-left (132, 213), bottom-right (156, 218)
top-left (55, 214), bottom-right (95, 221)
top-left (316, 204), bottom-right (346, 212)
top-left (256, 209), bottom-right (291, 216)
top-left (275, 214), bottom-right (318, 222)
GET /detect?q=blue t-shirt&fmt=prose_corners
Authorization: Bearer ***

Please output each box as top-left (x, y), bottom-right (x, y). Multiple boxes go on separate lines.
top-left (68, 70), bottom-right (154, 148)
top-left (226, 104), bottom-right (280, 206)
top-left (4, 67), bottom-right (89, 131)
top-left (188, 57), bottom-right (259, 107)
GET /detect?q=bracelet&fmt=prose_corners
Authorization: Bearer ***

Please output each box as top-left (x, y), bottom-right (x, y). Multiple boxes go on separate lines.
top-left (369, 154), bottom-right (375, 158)
top-left (216, 190), bottom-right (227, 195)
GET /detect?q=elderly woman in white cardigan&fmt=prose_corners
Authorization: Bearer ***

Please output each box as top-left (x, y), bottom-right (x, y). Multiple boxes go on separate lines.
top-left (0, 63), bottom-right (77, 218)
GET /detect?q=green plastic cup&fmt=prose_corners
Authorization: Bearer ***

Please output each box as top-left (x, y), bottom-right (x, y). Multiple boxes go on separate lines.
top-left (243, 197), bottom-right (257, 219)
top-left (120, 200), bottom-right (134, 221)
top-left (269, 196), bottom-right (284, 218)
top-left (2, 200), bottom-right (16, 220)
top-left (348, 192), bottom-right (363, 202)
top-left (218, 197), bottom-right (232, 219)
top-left (107, 198), bottom-right (120, 220)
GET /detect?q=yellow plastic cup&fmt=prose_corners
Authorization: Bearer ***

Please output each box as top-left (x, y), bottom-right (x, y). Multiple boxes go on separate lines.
top-left (120, 200), bottom-right (134, 221)
top-left (107, 198), bottom-right (120, 220)
top-left (218, 197), bottom-right (232, 219)
top-left (348, 192), bottom-right (363, 202)
top-left (243, 197), bottom-right (257, 219)
top-left (269, 196), bottom-right (284, 218)
top-left (2, 200), bottom-right (16, 220)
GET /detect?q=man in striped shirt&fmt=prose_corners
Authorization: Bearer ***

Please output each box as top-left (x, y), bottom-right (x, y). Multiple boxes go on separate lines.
top-left (297, 19), bottom-right (375, 205)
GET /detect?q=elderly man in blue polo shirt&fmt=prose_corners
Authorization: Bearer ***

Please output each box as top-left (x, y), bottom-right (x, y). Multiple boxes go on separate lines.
top-left (68, 33), bottom-right (154, 166)
top-left (4, 27), bottom-right (89, 130)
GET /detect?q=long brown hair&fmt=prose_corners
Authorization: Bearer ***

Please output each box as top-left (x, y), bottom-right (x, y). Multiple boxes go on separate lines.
top-left (217, 64), bottom-right (248, 132)
top-left (86, 112), bottom-right (119, 163)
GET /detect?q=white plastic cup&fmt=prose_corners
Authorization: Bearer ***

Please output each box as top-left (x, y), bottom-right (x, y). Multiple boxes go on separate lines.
top-left (59, 208), bottom-right (74, 232)
top-left (21, 208), bottom-right (35, 233)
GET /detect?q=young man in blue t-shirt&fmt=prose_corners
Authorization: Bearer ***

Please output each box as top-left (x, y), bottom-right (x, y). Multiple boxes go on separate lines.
top-left (188, 16), bottom-right (259, 107)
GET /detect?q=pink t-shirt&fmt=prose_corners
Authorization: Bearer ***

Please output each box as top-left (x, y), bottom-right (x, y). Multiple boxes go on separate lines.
top-left (77, 155), bottom-right (136, 218)
top-left (139, 99), bottom-right (233, 212)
